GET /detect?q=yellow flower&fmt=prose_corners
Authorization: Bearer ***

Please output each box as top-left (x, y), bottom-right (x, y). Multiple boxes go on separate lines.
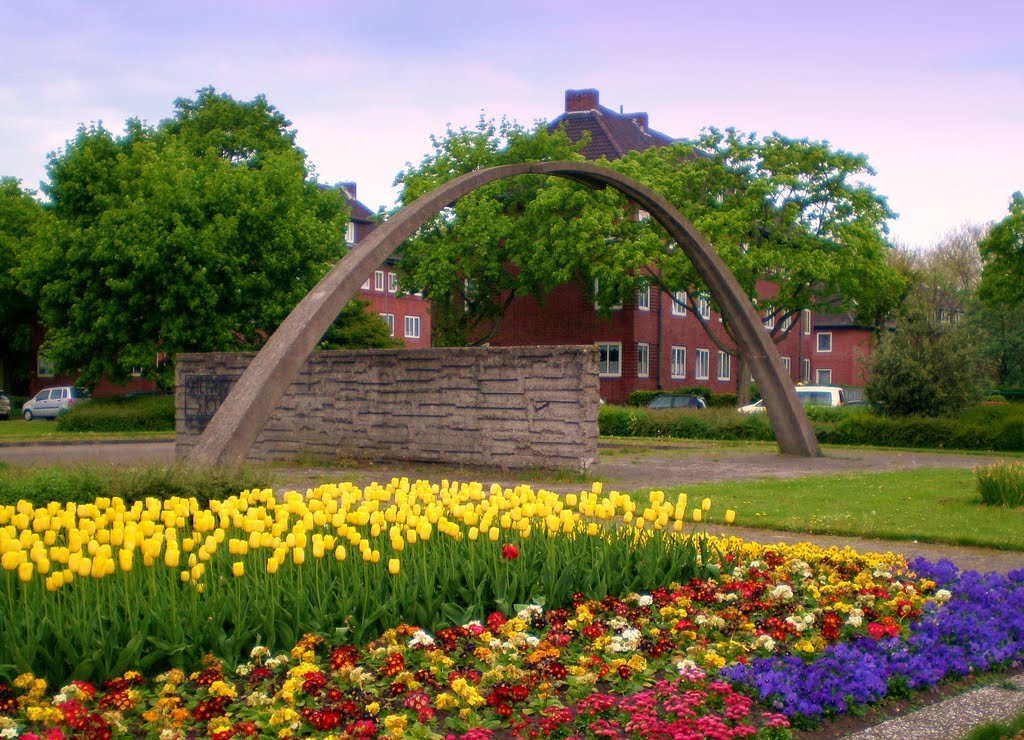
top-left (232, 561), bottom-right (244, 578)
top-left (725, 509), bottom-right (736, 524)
top-left (692, 509), bottom-right (702, 522)
top-left (388, 558), bottom-right (400, 575)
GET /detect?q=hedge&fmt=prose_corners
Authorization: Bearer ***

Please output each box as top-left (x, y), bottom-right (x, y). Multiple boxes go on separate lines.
top-left (600, 403), bottom-right (1024, 452)
top-left (56, 394), bottom-right (175, 432)
top-left (626, 388), bottom-right (738, 409)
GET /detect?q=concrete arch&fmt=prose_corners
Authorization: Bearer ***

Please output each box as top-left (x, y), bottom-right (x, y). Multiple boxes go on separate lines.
top-left (187, 161), bottom-right (820, 466)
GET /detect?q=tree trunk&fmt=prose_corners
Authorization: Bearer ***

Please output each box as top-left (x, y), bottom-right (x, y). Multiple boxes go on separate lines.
top-left (736, 354), bottom-right (752, 407)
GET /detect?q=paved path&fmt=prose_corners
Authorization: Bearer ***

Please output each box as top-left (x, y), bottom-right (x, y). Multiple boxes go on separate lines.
top-left (0, 440), bottom-right (175, 466)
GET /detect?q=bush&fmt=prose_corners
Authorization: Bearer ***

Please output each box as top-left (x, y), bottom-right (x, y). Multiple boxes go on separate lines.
top-left (602, 402), bottom-right (1024, 452)
top-left (865, 310), bottom-right (990, 417)
top-left (56, 394), bottom-right (175, 432)
top-left (976, 462), bottom-right (1024, 507)
top-left (626, 388), bottom-right (735, 408)
top-left (627, 390), bottom-right (662, 407)
top-left (0, 464), bottom-right (273, 508)
top-left (707, 393), bottom-right (737, 409)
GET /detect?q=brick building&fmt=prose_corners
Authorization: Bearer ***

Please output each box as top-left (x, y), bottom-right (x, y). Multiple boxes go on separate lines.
top-left (487, 88), bottom-right (873, 403)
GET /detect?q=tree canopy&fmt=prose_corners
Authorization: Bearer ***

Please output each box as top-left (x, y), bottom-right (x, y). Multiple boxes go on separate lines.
top-left (979, 192), bottom-right (1024, 307)
top-left (393, 119), bottom-right (905, 353)
top-left (0, 179), bottom-right (53, 389)
top-left (22, 88), bottom-right (351, 388)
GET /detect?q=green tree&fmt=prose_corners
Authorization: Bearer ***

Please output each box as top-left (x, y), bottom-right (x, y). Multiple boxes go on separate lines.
top-left (23, 89), bottom-right (347, 389)
top-left (979, 192), bottom-right (1024, 307)
top-left (318, 298), bottom-right (403, 350)
top-left (0, 179), bottom-right (54, 392)
top-left (864, 305), bottom-right (990, 416)
top-left (395, 120), bottom-right (904, 404)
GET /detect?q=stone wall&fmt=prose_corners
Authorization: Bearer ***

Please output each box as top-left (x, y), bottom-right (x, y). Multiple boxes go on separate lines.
top-left (176, 346), bottom-right (599, 471)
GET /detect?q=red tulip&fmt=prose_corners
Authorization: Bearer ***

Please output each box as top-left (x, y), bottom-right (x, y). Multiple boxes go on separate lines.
top-left (501, 543), bottom-right (519, 560)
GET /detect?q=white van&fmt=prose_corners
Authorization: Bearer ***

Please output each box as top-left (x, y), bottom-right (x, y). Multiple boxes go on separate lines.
top-left (739, 385), bottom-right (846, 414)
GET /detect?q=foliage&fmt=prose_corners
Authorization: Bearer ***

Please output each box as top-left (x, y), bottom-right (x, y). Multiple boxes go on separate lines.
top-left (21, 88), bottom-right (347, 389)
top-left (394, 120), bottom-right (905, 353)
top-left (976, 462), bottom-right (1024, 508)
top-left (317, 297), bottom-right (403, 350)
top-left (0, 179), bottom-right (53, 391)
top-left (979, 192), bottom-right (1024, 307)
top-left (55, 394), bottom-right (174, 432)
top-left (601, 402), bottom-right (1024, 452)
top-left (0, 463), bottom-right (271, 508)
top-left (865, 306), bottom-right (990, 417)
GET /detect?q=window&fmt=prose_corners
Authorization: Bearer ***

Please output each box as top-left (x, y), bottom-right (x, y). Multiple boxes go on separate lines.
top-left (345, 222), bottom-right (356, 245)
top-left (636, 209), bottom-right (651, 222)
top-left (379, 313), bottom-right (395, 336)
top-left (636, 284), bottom-right (650, 311)
top-left (637, 343), bottom-right (649, 377)
top-left (374, 270), bottom-right (385, 292)
top-left (404, 315), bottom-right (420, 339)
top-left (671, 291), bottom-right (687, 317)
top-left (781, 312), bottom-right (795, 333)
top-left (387, 272), bottom-right (399, 294)
top-left (697, 293), bottom-right (711, 320)
top-left (597, 342), bottom-right (622, 377)
top-left (717, 351), bottom-right (731, 381)
top-left (816, 368), bottom-right (833, 385)
top-left (670, 346), bottom-right (686, 379)
top-left (816, 332), bottom-right (832, 353)
top-left (131, 367), bottom-right (143, 378)
top-left (801, 358), bottom-right (811, 382)
top-left (695, 348), bottom-right (710, 380)
top-left (802, 309), bottom-right (812, 335)
top-left (763, 306), bottom-right (775, 330)
top-left (37, 353), bottom-right (55, 377)
top-left (361, 278), bottom-right (371, 290)
top-left (781, 356), bottom-right (792, 375)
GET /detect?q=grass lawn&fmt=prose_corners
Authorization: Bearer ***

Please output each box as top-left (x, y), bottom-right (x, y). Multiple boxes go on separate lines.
top-left (672, 468), bottom-right (1024, 551)
top-left (0, 418), bottom-right (174, 443)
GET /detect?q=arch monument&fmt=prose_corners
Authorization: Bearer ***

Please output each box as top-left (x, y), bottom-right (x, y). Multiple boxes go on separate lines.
top-left (186, 161), bottom-right (820, 467)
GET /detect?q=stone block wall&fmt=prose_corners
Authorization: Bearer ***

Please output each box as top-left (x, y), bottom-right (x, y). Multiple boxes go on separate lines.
top-left (176, 346), bottom-right (599, 471)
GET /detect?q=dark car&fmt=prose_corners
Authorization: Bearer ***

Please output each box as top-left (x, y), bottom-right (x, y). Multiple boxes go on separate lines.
top-left (647, 394), bottom-right (708, 410)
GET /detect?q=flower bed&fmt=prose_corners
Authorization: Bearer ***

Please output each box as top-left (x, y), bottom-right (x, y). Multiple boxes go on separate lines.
top-left (1, 480), bottom-right (1023, 738)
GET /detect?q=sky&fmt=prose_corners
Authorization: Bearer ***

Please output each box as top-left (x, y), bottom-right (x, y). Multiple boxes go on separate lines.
top-left (2, 0), bottom-right (1022, 249)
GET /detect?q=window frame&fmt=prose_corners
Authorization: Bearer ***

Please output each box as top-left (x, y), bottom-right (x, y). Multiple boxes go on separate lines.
top-left (636, 284), bottom-right (650, 311)
top-left (636, 343), bottom-right (650, 377)
top-left (781, 356), bottom-right (792, 375)
top-left (695, 348), bottom-right (710, 380)
top-left (670, 346), bottom-right (686, 379)
top-left (597, 342), bottom-right (622, 377)
top-left (387, 272), bottom-right (399, 294)
top-left (816, 368), bottom-right (833, 385)
top-left (374, 270), bottom-right (385, 292)
top-left (671, 290), bottom-right (687, 317)
top-left (345, 222), bottom-right (356, 245)
top-left (697, 294), bottom-right (711, 320)
top-left (379, 312), bottom-right (395, 336)
top-left (816, 331), bottom-right (833, 353)
top-left (717, 350), bottom-right (731, 381)
top-left (801, 358), bottom-right (811, 382)
top-left (37, 353), bottom-right (55, 378)
top-left (404, 315), bottom-right (420, 339)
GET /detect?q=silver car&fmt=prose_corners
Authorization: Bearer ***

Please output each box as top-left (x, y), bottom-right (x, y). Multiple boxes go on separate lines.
top-left (0, 391), bottom-right (10, 420)
top-left (21, 386), bottom-right (90, 420)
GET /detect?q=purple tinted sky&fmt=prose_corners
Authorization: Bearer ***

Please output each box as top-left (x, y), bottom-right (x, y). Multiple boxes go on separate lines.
top-left (2, 0), bottom-right (1021, 248)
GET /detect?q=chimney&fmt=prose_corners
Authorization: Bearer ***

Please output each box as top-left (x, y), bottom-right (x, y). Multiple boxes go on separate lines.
top-left (565, 88), bottom-right (599, 113)
top-left (337, 181), bottom-right (357, 199)
top-left (628, 112), bottom-right (649, 131)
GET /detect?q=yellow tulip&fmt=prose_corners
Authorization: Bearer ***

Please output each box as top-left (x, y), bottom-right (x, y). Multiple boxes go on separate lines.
top-left (232, 561), bottom-right (244, 578)
top-left (725, 510), bottom-right (736, 524)
top-left (388, 558), bottom-right (400, 575)
top-left (692, 509), bottom-right (702, 523)
top-left (701, 498), bottom-right (712, 512)
top-left (17, 561), bottom-right (33, 583)
top-left (468, 527), bottom-right (479, 542)
top-left (266, 558), bottom-right (279, 574)
top-left (334, 546), bottom-right (347, 561)
top-left (292, 547), bottom-right (305, 565)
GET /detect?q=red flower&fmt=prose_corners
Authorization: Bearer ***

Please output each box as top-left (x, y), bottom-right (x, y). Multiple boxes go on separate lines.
top-left (501, 543), bottom-right (519, 560)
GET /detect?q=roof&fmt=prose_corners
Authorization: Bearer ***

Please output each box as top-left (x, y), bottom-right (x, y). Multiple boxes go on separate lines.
top-left (318, 182), bottom-right (377, 224)
top-left (547, 106), bottom-right (676, 161)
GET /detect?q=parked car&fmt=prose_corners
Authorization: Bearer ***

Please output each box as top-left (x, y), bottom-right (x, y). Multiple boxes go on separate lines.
top-left (21, 386), bottom-right (90, 420)
top-left (0, 391), bottom-right (10, 420)
top-left (739, 385), bottom-right (847, 414)
top-left (647, 394), bottom-right (708, 410)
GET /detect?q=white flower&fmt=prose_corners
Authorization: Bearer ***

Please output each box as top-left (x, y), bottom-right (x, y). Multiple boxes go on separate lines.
top-left (250, 645), bottom-right (271, 660)
top-left (753, 634), bottom-right (776, 652)
top-left (770, 584), bottom-right (794, 600)
top-left (408, 629), bottom-right (435, 647)
top-left (516, 604), bottom-right (544, 620)
top-left (637, 594), bottom-right (653, 607)
top-left (934, 589), bottom-right (952, 604)
top-left (0, 728), bottom-right (18, 739)
top-left (846, 608), bottom-right (864, 627)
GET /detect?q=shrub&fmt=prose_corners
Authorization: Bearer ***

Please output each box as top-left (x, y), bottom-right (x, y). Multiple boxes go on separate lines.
top-left (707, 393), bottom-right (737, 408)
top-left (0, 464), bottom-right (272, 508)
top-left (627, 388), bottom-right (735, 408)
top-left (627, 390), bottom-right (662, 407)
top-left (56, 394), bottom-right (174, 432)
top-left (976, 462), bottom-right (1024, 508)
